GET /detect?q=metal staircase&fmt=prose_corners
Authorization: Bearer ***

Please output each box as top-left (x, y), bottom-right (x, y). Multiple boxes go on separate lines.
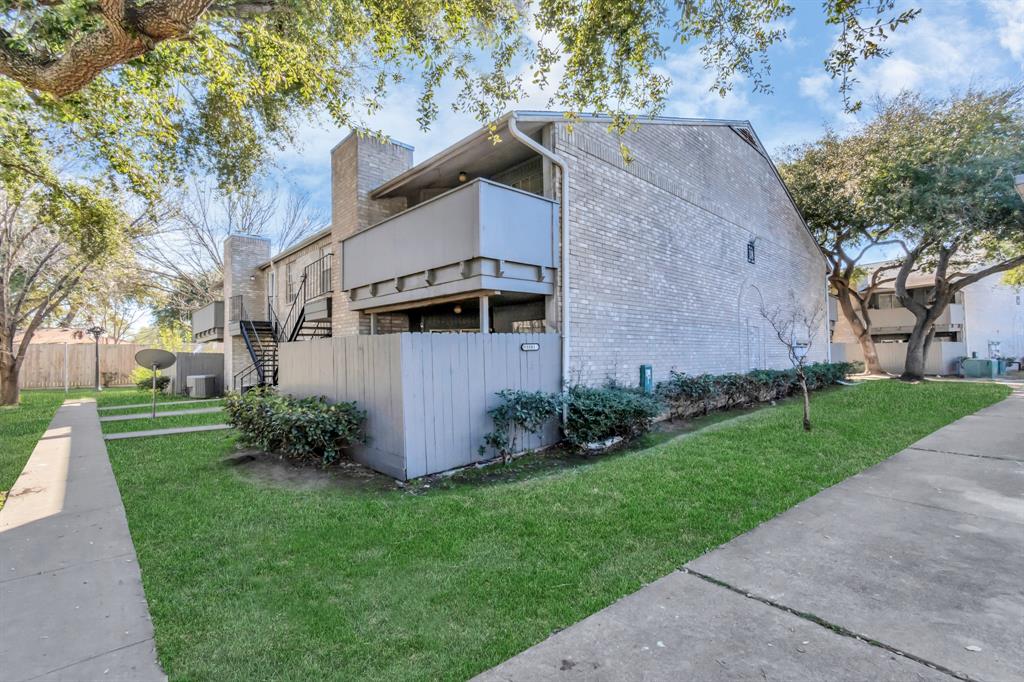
top-left (232, 266), bottom-right (332, 391)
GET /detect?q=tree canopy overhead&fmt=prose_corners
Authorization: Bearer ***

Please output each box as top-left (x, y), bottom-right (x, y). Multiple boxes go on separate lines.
top-left (0, 0), bottom-right (919, 195)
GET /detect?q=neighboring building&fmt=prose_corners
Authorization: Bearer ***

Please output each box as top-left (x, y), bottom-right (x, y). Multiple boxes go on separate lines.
top-left (831, 264), bottom-right (1024, 374)
top-left (193, 111), bottom-right (830, 478)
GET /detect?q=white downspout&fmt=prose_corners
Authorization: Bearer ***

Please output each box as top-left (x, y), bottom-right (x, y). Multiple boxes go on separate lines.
top-left (507, 114), bottom-right (571, 421)
top-left (825, 274), bottom-right (832, 364)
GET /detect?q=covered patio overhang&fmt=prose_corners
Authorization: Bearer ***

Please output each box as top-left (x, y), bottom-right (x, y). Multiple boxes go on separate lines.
top-left (371, 113), bottom-right (553, 204)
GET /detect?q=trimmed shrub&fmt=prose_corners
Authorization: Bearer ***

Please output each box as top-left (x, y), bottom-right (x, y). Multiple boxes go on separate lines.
top-left (225, 387), bottom-right (365, 466)
top-left (481, 389), bottom-right (563, 463)
top-left (656, 361), bottom-right (854, 419)
top-left (564, 385), bottom-right (663, 451)
top-left (132, 366), bottom-right (170, 392)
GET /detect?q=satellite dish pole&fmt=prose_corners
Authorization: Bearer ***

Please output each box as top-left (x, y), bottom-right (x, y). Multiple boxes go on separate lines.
top-left (134, 349), bottom-right (177, 419)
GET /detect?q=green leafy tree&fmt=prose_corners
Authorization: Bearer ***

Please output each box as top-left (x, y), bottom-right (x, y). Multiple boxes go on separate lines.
top-left (0, 1), bottom-right (918, 195)
top-left (780, 132), bottom-right (901, 375)
top-left (862, 88), bottom-right (1024, 380)
top-left (0, 144), bottom-right (134, 405)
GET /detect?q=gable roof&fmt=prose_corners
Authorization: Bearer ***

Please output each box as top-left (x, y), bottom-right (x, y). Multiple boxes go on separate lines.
top-left (369, 110), bottom-right (828, 267)
top-left (256, 224), bottom-right (333, 270)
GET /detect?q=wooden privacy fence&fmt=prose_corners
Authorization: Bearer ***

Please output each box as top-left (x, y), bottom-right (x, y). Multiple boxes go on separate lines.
top-left (17, 343), bottom-right (206, 389)
top-left (278, 332), bottom-right (562, 480)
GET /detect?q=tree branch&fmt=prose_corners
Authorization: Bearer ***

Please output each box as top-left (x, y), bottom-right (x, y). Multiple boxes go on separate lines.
top-left (0, 0), bottom-right (216, 97)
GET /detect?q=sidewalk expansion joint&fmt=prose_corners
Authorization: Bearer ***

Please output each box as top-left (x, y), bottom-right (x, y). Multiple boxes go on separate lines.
top-left (1, 551), bottom-right (136, 585)
top-left (854, 489), bottom-right (1024, 528)
top-left (908, 447), bottom-right (1020, 463)
top-left (681, 568), bottom-right (977, 682)
top-left (21, 636), bottom-right (157, 682)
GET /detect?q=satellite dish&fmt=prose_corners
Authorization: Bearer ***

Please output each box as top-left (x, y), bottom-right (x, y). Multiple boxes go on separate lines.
top-left (135, 348), bottom-right (176, 370)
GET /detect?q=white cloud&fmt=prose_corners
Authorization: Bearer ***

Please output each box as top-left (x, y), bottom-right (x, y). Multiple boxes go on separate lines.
top-left (797, 2), bottom-right (1020, 128)
top-left (659, 49), bottom-right (755, 120)
top-left (985, 0), bottom-right (1024, 60)
top-left (798, 73), bottom-right (832, 106)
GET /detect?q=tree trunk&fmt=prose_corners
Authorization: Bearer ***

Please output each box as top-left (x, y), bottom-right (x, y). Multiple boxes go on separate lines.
top-left (834, 281), bottom-right (884, 374)
top-left (0, 357), bottom-right (20, 406)
top-left (799, 370), bottom-right (811, 431)
top-left (901, 322), bottom-right (933, 381)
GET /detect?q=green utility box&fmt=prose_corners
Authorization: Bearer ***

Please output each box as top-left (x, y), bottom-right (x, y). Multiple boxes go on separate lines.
top-left (640, 365), bottom-right (653, 393)
top-left (961, 358), bottom-right (997, 379)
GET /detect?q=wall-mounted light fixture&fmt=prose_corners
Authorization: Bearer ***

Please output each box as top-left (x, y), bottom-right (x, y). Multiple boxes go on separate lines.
top-left (249, 275), bottom-right (256, 281)
top-left (747, 239), bottom-right (756, 264)
top-left (457, 171), bottom-right (468, 183)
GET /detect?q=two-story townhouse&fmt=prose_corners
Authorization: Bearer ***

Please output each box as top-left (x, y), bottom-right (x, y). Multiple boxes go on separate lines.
top-left (831, 264), bottom-right (1024, 374)
top-left (194, 111), bottom-right (830, 479)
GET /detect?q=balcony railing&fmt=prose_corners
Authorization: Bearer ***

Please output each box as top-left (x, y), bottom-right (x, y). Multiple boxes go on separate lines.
top-left (304, 254), bottom-right (333, 301)
top-left (869, 303), bottom-right (965, 332)
top-left (341, 178), bottom-right (559, 311)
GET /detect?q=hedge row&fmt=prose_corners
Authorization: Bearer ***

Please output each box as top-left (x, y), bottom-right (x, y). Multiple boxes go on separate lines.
top-left (224, 387), bottom-right (365, 466)
top-left (656, 362), bottom-right (857, 420)
top-left (484, 362), bottom-right (857, 457)
top-left (226, 362), bottom-right (856, 470)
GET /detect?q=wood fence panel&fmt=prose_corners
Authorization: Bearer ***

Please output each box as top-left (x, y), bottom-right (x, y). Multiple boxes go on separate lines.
top-left (17, 343), bottom-right (204, 389)
top-left (277, 332), bottom-right (561, 479)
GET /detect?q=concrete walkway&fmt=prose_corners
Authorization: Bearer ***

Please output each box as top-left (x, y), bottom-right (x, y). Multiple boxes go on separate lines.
top-left (104, 423), bottom-right (231, 440)
top-left (479, 390), bottom-right (1023, 682)
top-left (0, 399), bottom-right (165, 681)
top-left (97, 397), bottom-right (222, 411)
top-left (99, 406), bottom-right (223, 422)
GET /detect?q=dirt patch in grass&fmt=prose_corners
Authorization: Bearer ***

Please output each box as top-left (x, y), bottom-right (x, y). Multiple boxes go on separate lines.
top-left (224, 447), bottom-right (396, 492)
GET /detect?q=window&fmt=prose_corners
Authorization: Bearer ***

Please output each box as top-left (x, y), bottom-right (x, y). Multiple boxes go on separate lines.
top-left (286, 261), bottom-right (296, 302)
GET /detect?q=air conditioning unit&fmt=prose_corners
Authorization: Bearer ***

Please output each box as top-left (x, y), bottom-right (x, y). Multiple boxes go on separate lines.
top-left (186, 374), bottom-right (219, 398)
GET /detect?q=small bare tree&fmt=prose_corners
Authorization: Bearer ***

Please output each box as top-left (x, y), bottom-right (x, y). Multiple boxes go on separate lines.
top-left (759, 296), bottom-right (825, 431)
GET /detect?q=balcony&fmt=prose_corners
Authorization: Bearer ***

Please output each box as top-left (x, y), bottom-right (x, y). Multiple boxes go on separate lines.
top-left (342, 178), bottom-right (559, 311)
top-left (869, 303), bottom-right (965, 333)
top-left (191, 301), bottom-right (224, 342)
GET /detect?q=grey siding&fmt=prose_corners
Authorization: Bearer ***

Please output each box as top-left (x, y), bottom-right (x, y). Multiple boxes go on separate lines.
top-left (162, 352), bottom-right (224, 396)
top-left (553, 121), bottom-right (829, 384)
top-left (277, 332), bottom-right (560, 479)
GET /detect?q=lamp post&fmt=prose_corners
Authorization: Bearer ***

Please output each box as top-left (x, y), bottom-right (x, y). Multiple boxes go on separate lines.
top-left (87, 326), bottom-right (104, 391)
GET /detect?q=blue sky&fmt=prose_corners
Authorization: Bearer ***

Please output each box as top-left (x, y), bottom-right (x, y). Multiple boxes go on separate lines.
top-left (270, 0), bottom-right (1024, 219)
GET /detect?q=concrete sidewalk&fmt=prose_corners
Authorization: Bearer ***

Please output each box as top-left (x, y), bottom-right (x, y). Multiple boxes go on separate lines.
top-left (479, 390), bottom-right (1023, 681)
top-left (0, 399), bottom-right (165, 681)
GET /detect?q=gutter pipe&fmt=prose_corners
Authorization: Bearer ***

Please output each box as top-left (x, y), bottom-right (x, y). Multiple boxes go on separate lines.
top-left (507, 114), bottom-right (571, 422)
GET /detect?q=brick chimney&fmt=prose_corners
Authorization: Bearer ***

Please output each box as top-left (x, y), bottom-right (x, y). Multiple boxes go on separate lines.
top-left (330, 133), bottom-right (414, 335)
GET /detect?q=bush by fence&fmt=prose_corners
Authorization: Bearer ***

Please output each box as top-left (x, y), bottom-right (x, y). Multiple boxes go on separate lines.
top-left (225, 387), bottom-right (365, 466)
top-left (564, 385), bottom-right (663, 451)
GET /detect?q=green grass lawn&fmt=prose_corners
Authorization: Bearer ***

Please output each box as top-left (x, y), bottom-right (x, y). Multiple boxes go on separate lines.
top-left (106, 380), bottom-right (1008, 682)
top-left (101, 409), bottom-right (227, 435)
top-left (0, 388), bottom-right (218, 507)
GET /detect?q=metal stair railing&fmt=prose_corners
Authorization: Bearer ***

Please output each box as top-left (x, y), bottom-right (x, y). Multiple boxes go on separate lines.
top-left (233, 299), bottom-right (277, 388)
top-left (277, 274), bottom-right (308, 343)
